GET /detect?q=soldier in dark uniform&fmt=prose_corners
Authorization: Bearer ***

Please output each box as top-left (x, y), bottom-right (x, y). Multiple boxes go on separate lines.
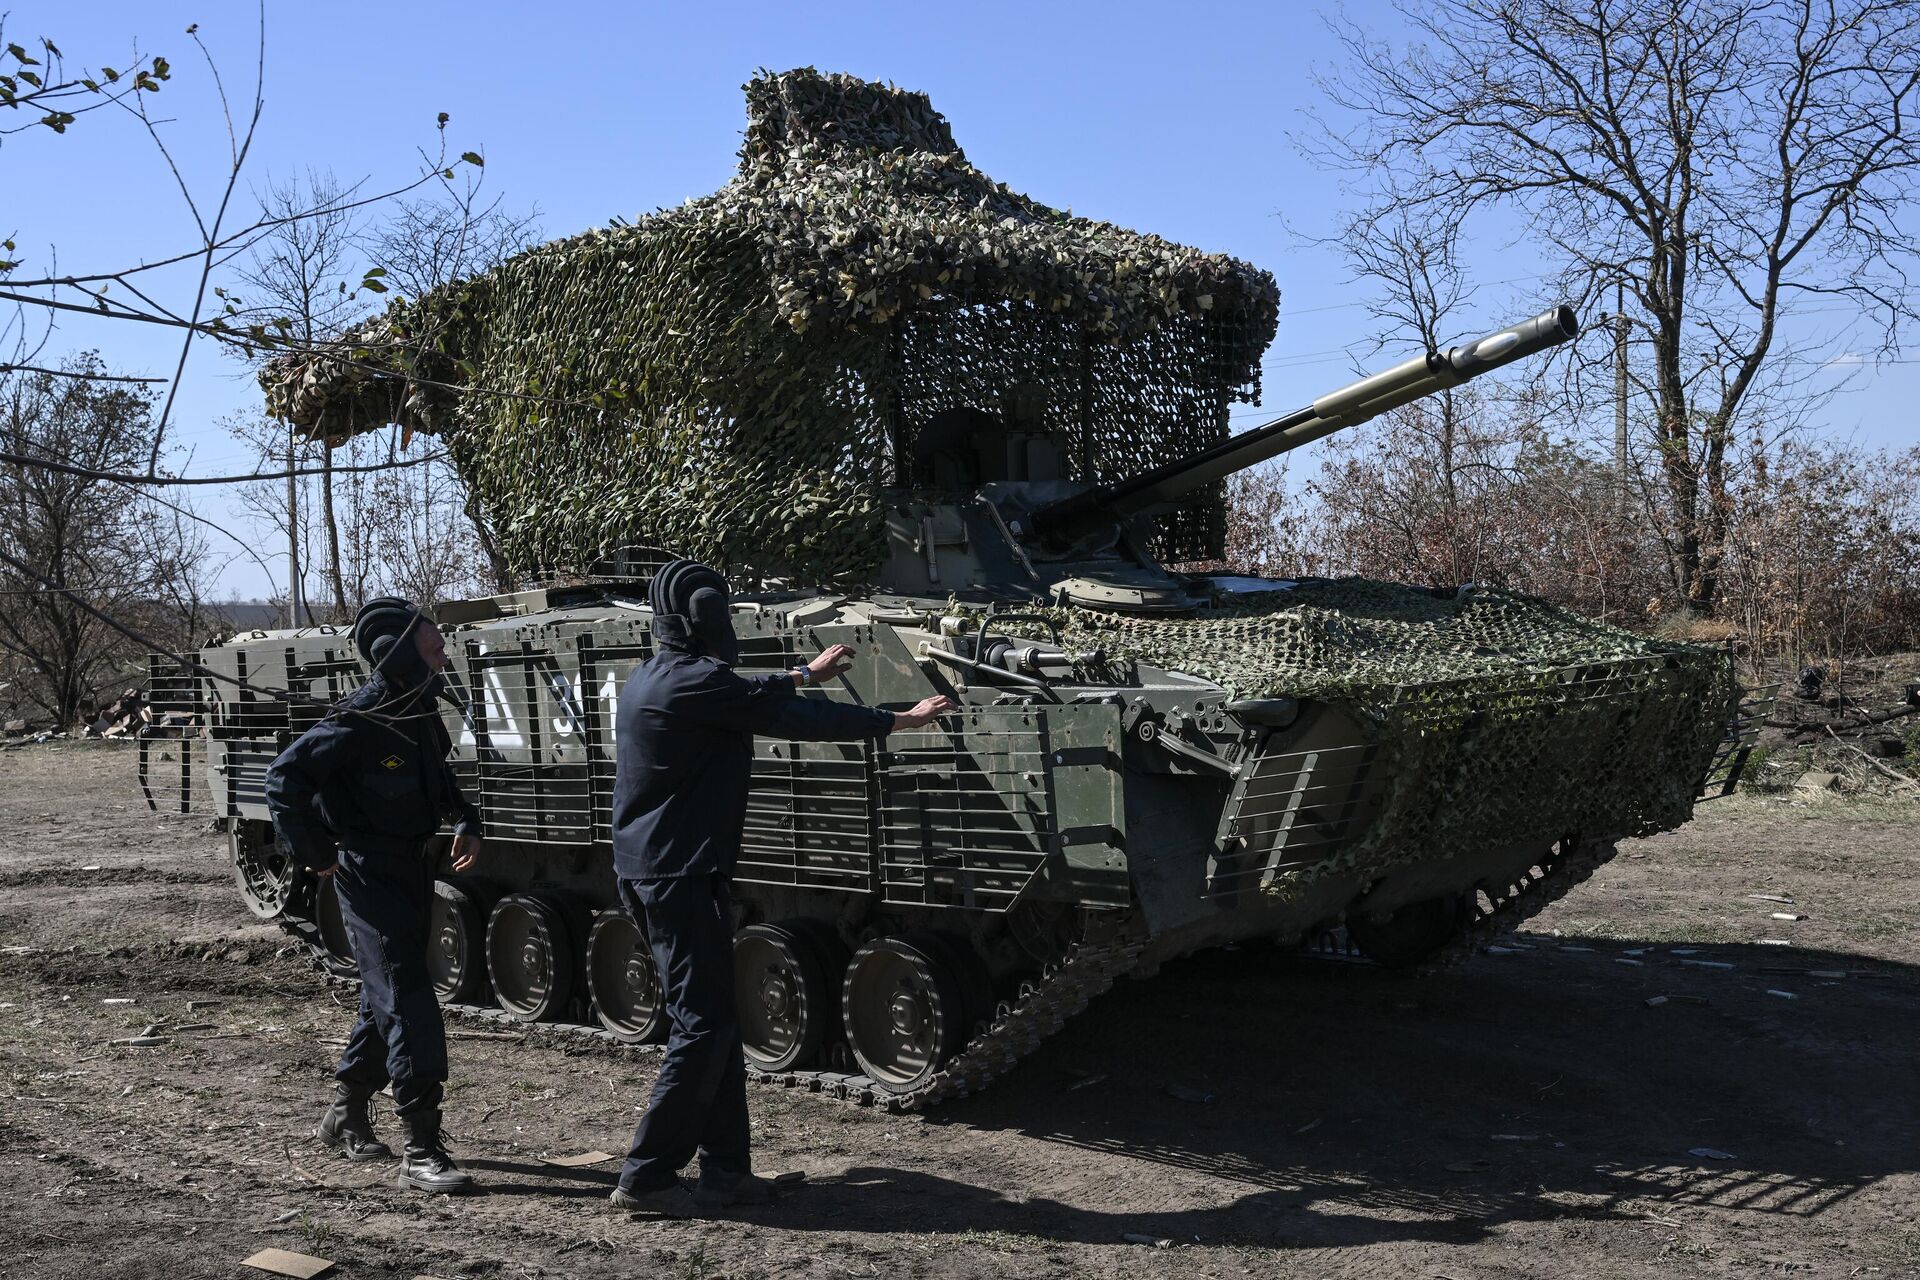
top-left (608, 560), bottom-right (951, 1217)
top-left (265, 597), bottom-right (483, 1194)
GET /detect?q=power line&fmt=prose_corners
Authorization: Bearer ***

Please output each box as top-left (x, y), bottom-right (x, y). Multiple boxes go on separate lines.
top-left (0, 447), bottom-right (449, 487)
top-left (0, 363), bottom-right (169, 384)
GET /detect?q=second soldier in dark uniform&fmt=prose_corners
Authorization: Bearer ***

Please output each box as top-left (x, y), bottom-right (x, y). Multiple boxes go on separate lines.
top-left (608, 560), bottom-right (951, 1216)
top-left (265, 597), bottom-right (483, 1194)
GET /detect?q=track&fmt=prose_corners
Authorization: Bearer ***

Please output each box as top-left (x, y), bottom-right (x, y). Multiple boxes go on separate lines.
top-left (1300, 837), bottom-right (1621, 977)
top-left (1417, 836), bottom-right (1620, 975)
top-left (274, 900), bottom-right (1145, 1113)
top-left (263, 837), bottom-right (1614, 1112)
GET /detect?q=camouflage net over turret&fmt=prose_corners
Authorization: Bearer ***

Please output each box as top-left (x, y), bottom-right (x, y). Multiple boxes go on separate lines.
top-left (261, 69), bottom-right (1279, 583)
top-left (1052, 579), bottom-right (1739, 892)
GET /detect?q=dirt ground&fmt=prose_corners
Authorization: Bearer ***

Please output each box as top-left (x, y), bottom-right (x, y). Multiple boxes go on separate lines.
top-left (0, 743), bottom-right (1914, 1280)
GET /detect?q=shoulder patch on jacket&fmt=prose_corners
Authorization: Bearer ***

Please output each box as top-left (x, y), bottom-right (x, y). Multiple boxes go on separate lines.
top-left (380, 754), bottom-right (404, 770)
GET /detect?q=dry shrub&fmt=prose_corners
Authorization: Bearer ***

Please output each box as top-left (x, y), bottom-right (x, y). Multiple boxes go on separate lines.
top-left (1219, 395), bottom-right (1920, 666)
top-left (1721, 440), bottom-right (1920, 665)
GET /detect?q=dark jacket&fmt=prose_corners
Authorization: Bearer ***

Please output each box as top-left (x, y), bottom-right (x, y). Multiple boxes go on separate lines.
top-left (264, 671), bottom-right (481, 870)
top-left (611, 650), bottom-right (894, 881)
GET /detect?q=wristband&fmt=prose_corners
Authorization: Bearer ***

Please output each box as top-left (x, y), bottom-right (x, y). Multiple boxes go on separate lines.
top-left (794, 666), bottom-right (811, 686)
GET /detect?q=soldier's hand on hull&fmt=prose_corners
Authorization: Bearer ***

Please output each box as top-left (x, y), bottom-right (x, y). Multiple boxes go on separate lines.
top-left (891, 695), bottom-right (955, 730)
top-left (450, 832), bottom-right (483, 872)
top-left (804, 643), bottom-right (858, 683)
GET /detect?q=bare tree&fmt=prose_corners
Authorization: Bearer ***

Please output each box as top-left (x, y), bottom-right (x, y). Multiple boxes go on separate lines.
top-left (1326, 198), bottom-right (1510, 584)
top-left (231, 171), bottom-right (370, 618)
top-left (0, 15), bottom-right (480, 465)
top-left (0, 12), bottom-right (510, 670)
top-left (126, 496), bottom-right (221, 648)
top-left (222, 409), bottom-right (326, 621)
top-left (359, 181), bottom-right (539, 592)
top-left (0, 356), bottom-right (162, 723)
top-left (359, 181), bottom-right (539, 303)
top-left (1313, 0), bottom-right (1920, 617)
top-left (367, 450), bottom-right (495, 605)
top-left (1215, 465), bottom-right (1300, 578)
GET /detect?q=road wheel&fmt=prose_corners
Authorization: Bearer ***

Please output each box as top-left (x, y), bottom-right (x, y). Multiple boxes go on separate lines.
top-left (486, 893), bottom-right (574, 1021)
top-left (587, 910), bottom-right (667, 1043)
top-left (1345, 895), bottom-right (1463, 971)
top-left (842, 936), bottom-right (964, 1093)
top-left (735, 923), bottom-right (832, 1070)
top-left (915, 930), bottom-right (995, 1036)
top-left (428, 881), bottom-right (486, 1004)
top-left (231, 823), bottom-right (296, 920)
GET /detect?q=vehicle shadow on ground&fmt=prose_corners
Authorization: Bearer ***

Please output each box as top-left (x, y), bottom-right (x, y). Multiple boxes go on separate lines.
top-left (773, 937), bottom-right (1918, 1250)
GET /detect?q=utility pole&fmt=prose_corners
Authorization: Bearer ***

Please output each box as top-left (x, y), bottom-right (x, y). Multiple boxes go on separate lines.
top-left (1613, 282), bottom-right (1629, 511)
top-left (286, 418), bottom-right (302, 628)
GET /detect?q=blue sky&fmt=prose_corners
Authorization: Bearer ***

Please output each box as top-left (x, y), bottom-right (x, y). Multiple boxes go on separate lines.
top-left (6, 1), bottom-right (1915, 596)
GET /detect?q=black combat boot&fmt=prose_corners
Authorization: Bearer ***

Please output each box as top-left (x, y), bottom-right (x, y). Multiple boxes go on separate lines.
top-left (395, 1108), bottom-right (474, 1194)
top-left (316, 1081), bottom-right (393, 1161)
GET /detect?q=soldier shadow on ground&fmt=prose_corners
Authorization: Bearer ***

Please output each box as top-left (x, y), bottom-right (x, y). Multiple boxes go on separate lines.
top-left (457, 1157), bottom-right (620, 1200)
top-left (746, 937), bottom-right (1918, 1251)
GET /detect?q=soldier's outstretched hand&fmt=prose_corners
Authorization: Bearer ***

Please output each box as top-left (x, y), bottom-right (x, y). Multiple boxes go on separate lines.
top-left (451, 832), bottom-right (483, 872)
top-left (892, 695), bottom-right (955, 730)
top-left (807, 643), bottom-right (858, 682)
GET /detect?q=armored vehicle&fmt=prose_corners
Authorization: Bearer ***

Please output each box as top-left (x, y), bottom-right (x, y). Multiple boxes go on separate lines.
top-left (145, 71), bottom-right (1758, 1109)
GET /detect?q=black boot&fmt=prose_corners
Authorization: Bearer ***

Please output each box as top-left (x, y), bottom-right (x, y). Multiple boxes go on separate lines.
top-left (396, 1108), bottom-right (473, 1194)
top-left (317, 1081), bottom-right (393, 1161)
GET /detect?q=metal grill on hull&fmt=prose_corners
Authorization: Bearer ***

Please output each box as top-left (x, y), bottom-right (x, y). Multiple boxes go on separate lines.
top-left (736, 745), bottom-right (874, 892)
top-left (877, 709), bottom-right (1054, 911)
top-left (1700, 683), bottom-right (1777, 799)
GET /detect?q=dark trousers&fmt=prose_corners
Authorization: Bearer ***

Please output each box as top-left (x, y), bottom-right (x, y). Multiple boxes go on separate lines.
top-left (332, 842), bottom-right (447, 1116)
top-left (616, 873), bottom-right (749, 1194)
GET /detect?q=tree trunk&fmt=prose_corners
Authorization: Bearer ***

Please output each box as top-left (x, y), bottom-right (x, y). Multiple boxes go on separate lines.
top-left (321, 449), bottom-right (347, 619)
top-left (1437, 387), bottom-right (1461, 584)
top-left (462, 487), bottom-right (515, 593)
top-left (1696, 414), bottom-right (1733, 617)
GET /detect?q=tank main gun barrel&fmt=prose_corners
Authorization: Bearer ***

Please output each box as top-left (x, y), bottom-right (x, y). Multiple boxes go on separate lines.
top-left (1029, 306), bottom-right (1580, 540)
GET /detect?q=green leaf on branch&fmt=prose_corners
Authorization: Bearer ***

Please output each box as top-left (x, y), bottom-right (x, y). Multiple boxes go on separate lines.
top-left (361, 278), bottom-right (389, 293)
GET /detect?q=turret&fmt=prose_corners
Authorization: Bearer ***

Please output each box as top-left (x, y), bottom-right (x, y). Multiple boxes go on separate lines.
top-left (1028, 307), bottom-right (1580, 542)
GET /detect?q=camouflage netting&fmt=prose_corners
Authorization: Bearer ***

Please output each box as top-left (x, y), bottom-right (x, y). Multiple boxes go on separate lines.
top-left (261, 68), bottom-right (1279, 582)
top-left (1048, 579), bottom-right (1740, 890)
